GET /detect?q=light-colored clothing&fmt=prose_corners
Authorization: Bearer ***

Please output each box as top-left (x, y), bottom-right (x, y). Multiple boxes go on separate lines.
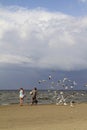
top-left (19, 89), bottom-right (24, 99)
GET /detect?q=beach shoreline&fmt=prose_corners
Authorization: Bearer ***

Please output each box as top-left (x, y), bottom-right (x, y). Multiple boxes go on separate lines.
top-left (0, 103), bottom-right (87, 130)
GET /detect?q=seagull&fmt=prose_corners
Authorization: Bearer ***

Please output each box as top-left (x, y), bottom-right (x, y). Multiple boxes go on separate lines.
top-left (49, 75), bottom-right (52, 80)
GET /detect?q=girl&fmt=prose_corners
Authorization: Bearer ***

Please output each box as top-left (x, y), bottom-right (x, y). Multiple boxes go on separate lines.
top-left (19, 88), bottom-right (25, 106)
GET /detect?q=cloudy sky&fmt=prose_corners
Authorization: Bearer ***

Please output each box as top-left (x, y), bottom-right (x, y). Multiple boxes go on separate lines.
top-left (0, 0), bottom-right (87, 89)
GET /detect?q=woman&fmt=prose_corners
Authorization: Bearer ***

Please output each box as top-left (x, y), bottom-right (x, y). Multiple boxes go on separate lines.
top-left (30, 87), bottom-right (38, 105)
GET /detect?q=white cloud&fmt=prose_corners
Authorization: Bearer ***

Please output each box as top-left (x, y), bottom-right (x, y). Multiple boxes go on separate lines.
top-left (0, 6), bottom-right (87, 70)
top-left (0, 54), bottom-right (32, 64)
top-left (79, 0), bottom-right (87, 3)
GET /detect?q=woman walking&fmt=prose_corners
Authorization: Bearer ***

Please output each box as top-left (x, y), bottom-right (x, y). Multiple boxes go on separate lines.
top-left (30, 87), bottom-right (38, 105)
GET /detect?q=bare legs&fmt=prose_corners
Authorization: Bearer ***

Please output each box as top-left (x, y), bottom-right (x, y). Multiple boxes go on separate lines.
top-left (20, 98), bottom-right (23, 106)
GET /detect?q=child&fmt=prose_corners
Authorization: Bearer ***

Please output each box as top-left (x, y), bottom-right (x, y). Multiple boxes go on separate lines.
top-left (19, 88), bottom-right (25, 106)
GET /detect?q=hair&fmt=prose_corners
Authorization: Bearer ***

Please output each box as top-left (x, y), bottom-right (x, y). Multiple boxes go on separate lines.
top-left (20, 88), bottom-right (23, 90)
top-left (20, 88), bottom-right (24, 94)
top-left (34, 87), bottom-right (37, 90)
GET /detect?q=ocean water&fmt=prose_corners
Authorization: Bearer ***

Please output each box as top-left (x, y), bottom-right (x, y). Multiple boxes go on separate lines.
top-left (0, 90), bottom-right (87, 106)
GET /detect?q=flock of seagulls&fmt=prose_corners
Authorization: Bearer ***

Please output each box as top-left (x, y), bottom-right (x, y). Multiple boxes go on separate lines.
top-left (38, 75), bottom-right (77, 90)
top-left (38, 74), bottom-right (87, 107)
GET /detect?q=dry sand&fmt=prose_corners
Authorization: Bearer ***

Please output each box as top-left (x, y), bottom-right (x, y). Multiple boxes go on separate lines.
top-left (0, 103), bottom-right (87, 130)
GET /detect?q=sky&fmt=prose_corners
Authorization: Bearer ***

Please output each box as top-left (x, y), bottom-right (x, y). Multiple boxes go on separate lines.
top-left (0, 0), bottom-right (87, 89)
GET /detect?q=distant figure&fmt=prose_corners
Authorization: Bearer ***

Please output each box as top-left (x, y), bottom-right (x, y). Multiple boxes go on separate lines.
top-left (30, 87), bottom-right (38, 105)
top-left (19, 88), bottom-right (25, 106)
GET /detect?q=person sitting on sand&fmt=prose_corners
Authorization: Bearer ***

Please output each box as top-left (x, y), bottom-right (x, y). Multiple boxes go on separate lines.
top-left (19, 88), bottom-right (25, 106)
top-left (30, 87), bottom-right (38, 105)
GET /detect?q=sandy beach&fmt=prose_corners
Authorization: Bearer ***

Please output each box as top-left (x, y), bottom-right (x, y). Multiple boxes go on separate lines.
top-left (0, 103), bottom-right (87, 130)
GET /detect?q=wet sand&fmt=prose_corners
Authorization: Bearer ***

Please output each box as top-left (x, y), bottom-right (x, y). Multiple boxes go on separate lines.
top-left (0, 103), bottom-right (87, 130)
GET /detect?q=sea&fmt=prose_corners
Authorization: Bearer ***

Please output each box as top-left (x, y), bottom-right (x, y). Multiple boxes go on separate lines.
top-left (0, 90), bottom-right (87, 106)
